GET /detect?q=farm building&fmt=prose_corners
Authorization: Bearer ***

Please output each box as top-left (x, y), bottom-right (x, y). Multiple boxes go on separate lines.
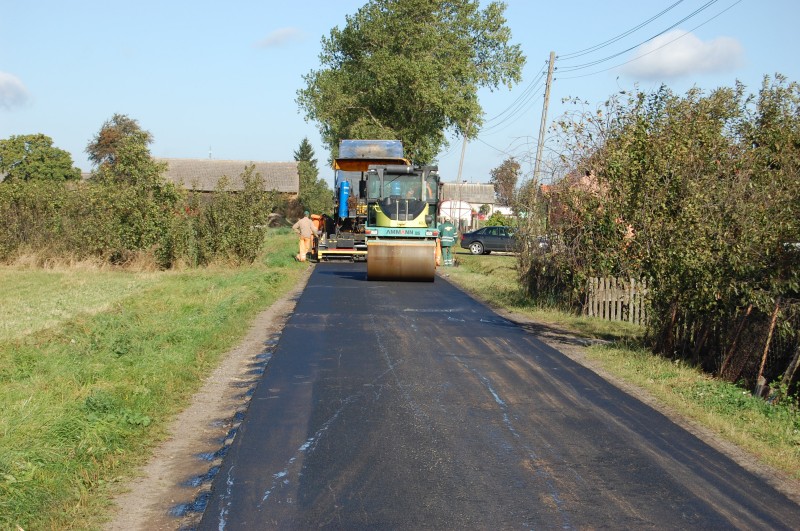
top-left (156, 158), bottom-right (299, 198)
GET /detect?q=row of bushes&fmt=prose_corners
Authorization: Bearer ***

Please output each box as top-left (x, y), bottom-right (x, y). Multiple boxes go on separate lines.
top-left (0, 166), bottom-right (281, 268)
top-left (518, 76), bottom-right (799, 396)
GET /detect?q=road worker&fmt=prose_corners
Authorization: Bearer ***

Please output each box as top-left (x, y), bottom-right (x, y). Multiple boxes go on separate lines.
top-left (310, 213), bottom-right (323, 257)
top-left (439, 218), bottom-right (457, 266)
top-left (292, 210), bottom-right (315, 262)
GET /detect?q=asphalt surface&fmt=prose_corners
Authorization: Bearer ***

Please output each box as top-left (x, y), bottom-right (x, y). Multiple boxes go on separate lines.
top-left (199, 261), bottom-right (800, 530)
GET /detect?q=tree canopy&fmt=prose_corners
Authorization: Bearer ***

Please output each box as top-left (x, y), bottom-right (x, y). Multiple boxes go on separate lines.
top-left (489, 156), bottom-right (520, 206)
top-left (297, 0), bottom-right (525, 164)
top-left (0, 134), bottom-right (80, 182)
top-left (86, 113), bottom-right (153, 168)
top-left (519, 75), bottom-right (800, 383)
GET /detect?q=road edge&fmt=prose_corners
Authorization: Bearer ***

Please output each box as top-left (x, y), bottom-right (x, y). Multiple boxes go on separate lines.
top-left (438, 271), bottom-right (800, 507)
top-left (104, 265), bottom-right (314, 530)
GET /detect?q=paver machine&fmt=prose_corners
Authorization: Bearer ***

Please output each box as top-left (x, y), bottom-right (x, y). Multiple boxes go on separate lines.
top-left (316, 139), bottom-right (410, 262)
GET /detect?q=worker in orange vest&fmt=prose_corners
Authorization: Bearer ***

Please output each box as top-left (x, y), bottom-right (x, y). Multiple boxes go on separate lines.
top-left (292, 211), bottom-right (315, 262)
top-left (310, 213), bottom-right (323, 257)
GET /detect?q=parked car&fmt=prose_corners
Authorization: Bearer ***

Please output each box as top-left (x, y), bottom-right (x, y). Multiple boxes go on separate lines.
top-left (460, 226), bottom-right (517, 255)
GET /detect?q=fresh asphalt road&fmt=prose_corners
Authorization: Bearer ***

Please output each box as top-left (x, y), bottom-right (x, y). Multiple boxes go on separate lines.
top-left (199, 261), bottom-right (800, 530)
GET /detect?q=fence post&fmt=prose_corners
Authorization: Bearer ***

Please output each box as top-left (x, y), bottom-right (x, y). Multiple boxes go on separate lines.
top-left (586, 276), bottom-right (648, 325)
top-left (755, 297), bottom-right (782, 397)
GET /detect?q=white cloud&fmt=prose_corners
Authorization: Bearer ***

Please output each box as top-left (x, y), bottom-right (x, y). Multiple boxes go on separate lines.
top-left (0, 71), bottom-right (29, 109)
top-left (621, 29), bottom-right (744, 80)
top-left (255, 27), bottom-right (304, 49)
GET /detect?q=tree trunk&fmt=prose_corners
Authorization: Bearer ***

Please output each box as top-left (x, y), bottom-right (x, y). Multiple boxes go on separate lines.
top-left (691, 322), bottom-right (711, 366)
top-left (782, 342), bottom-right (800, 392)
top-left (657, 301), bottom-right (680, 357)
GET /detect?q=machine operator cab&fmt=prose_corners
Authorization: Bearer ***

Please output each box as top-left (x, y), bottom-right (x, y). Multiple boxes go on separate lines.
top-left (366, 165), bottom-right (439, 228)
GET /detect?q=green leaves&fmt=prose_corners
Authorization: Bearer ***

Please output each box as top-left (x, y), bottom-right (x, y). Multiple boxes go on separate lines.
top-left (523, 75), bottom-right (800, 372)
top-left (490, 157), bottom-right (520, 207)
top-left (297, 0), bottom-right (525, 164)
top-left (0, 134), bottom-right (81, 182)
top-left (293, 138), bottom-right (333, 216)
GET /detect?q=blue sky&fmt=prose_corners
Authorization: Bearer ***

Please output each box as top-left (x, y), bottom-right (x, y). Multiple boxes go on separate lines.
top-left (1, 1), bottom-right (798, 186)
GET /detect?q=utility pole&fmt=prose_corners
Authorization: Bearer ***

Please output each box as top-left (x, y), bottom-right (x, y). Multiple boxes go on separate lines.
top-left (456, 121), bottom-right (470, 230)
top-left (533, 51), bottom-right (555, 182)
top-left (456, 121), bottom-right (470, 183)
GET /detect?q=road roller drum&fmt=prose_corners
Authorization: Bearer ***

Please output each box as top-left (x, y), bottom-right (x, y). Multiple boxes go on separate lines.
top-left (366, 240), bottom-right (436, 281)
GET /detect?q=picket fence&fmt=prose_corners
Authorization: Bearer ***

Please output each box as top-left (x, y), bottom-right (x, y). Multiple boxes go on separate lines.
top-left (585, 277), bottom-right (649, 325)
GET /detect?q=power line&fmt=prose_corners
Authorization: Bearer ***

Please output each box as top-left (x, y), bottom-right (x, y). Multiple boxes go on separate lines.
top-left (483, 68), bottom-right (547, 127)
top-left (436, 68), bottom-right (547, 162)
top-left (558, 0), bottom-right (686, 60)
top-left (480, 76), bottom-right (547, 135)
top-left (558, 0), bottom-right (742, 80)
top-left (557, 0), bottom-right (721, 72)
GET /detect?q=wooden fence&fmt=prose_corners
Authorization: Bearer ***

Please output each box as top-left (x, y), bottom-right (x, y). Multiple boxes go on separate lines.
top-left (585, 277), bottom-right (649, 325)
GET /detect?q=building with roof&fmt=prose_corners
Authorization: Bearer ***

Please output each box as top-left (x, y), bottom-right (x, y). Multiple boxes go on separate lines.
top-left (156, 158), bottom-right (299, 196)
top-left (440, 182), bottom-right (496, 206)
top-left (439, 181), bottom-right (500, 229)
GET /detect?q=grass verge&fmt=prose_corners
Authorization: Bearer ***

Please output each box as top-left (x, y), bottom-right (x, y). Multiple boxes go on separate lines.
top-left (0, 229), bottom-right (307, 529)
top-left (444, 251), bottom-right (800, 481)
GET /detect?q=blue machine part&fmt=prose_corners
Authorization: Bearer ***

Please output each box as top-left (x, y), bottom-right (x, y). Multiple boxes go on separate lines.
top-left (338, 180), bottom-right (350, 219)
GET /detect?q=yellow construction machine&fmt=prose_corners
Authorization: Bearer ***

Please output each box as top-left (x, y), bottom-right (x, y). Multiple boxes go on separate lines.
top-left (315, 140), bottom-right (441, 281)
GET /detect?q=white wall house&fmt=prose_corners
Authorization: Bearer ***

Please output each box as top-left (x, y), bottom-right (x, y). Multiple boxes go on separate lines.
top-left (440, 182), bottom-right (499, 229)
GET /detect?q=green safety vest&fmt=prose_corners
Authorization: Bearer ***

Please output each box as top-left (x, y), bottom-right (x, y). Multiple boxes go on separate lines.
top-left (439, 222), bottom-right (457, 246)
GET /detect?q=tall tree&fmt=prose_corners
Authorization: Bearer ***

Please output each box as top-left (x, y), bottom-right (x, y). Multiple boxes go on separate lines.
top-left (86, 113), bottom-right (153, 168)
top-left (293, 137), bottom-right (333, 216)
top-left (297, 0), bottom-right (525, 163)
top-left (0, 134), bottom-right (81, 182)
top-left (293, 137), bottom-right (318, 168)
top-left (490, 157), bottom-right (520, 206)
top-left (89, 116), bottom-right (175, 211)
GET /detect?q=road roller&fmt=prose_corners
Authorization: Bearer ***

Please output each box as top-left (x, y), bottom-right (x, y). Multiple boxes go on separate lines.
top-left (363, 164), bottom-right (440, 281)
top-left (314, 140), bottom-right (441, 281)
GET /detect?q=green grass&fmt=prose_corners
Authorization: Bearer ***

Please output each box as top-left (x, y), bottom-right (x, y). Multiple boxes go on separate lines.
top-left (0, 229), bottom-right (307, 529)
top-left (0, 269), bottom-right (161, 342)
top-left (444, 250), bottom-right (800, 480)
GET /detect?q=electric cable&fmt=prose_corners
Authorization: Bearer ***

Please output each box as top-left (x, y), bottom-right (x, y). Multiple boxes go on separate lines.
top-left (483, 68), bottom-right (547, 126)
top-left (558, 0), bottom-right (685, 60)
top-left (480, 78), bottom-right (547, 134)
top-left (558, 0), bottom-right (742, 79)
top-left (557, 0), bottom-right (721, 72)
